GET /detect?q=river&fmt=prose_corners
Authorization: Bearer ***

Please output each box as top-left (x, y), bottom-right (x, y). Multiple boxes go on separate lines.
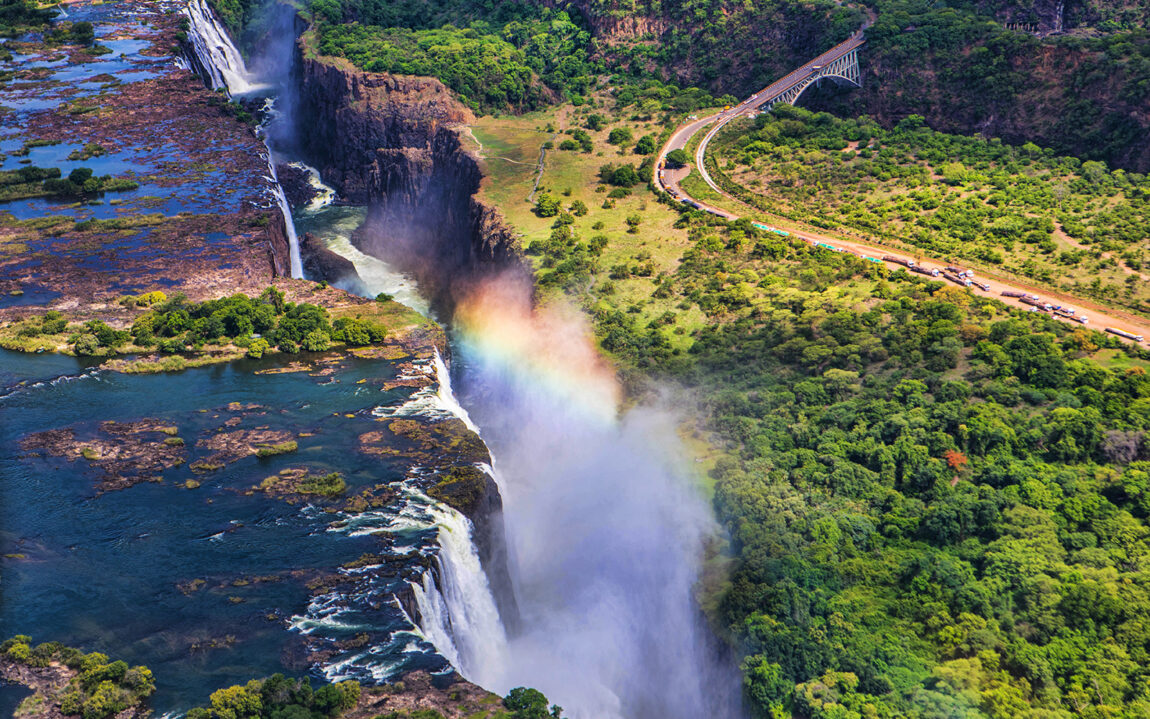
top-left (1, 1), bottom-right (744, 716)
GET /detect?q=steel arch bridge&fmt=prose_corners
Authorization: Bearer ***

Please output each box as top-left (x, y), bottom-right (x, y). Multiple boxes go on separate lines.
top-left (762, 45), bottom-right (862, 110)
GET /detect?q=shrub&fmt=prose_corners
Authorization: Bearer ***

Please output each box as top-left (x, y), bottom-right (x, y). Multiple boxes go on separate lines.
top-left (73, 334), bottom-right (100, 356)
top-left (299, 472), bottom-right (346, 496)
top-left (301, 330), bottom-right (331, 352)
top-left (665, 148), bottom-right (690, 168)
top-left (607, 127), bottom-right (633, 146)
top-left (534, 192), bottom-right (561, 217)
top-left (256, 441), bottom-right (298, 457)
top-left (246, 338), bottom-right (269, 359)
top-left (634, 134), bottom-right (657, 154)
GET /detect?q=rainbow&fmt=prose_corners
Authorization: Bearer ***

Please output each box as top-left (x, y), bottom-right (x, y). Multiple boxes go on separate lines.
top-left (454, 277), bottom-right (621, 427)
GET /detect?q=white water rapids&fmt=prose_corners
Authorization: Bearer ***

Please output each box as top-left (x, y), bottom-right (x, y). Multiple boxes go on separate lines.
top-left (179, 4), bottom-right (742, 716)
top-left (178, 1), bottom-right (506, 682)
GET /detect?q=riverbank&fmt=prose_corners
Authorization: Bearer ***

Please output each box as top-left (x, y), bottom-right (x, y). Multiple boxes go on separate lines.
top-left (1, 1), bottom-right (518, 712)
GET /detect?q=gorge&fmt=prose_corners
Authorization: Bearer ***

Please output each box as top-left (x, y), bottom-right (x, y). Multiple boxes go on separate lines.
top-left (178, 1), bottom-right (745, 717)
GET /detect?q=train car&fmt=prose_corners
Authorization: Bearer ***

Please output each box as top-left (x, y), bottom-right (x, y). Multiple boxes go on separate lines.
top-left (1106, 327), bottom-right (1145, 342)
top-left (771, 228), bottom-right (790, 237)
top-left (861, 256), bottom-right (883, 264)
top-left (815, 243), bottom-right (840, 252)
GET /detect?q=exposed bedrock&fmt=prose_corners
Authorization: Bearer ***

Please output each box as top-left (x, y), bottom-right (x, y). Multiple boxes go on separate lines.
top-left (296, 49), bottom-right (525, 629)
top-left (300, 232), bottom-right (360, 286)
top-left (296, 53), bottom-right (529, 311)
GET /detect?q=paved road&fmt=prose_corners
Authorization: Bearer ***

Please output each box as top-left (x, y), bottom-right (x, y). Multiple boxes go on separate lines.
top-left (652, 33), bottom-right (1150, 346)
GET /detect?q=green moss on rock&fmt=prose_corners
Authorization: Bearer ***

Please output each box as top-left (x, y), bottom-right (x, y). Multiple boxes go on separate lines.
top-left (428, 465), bottom-right (488, 517)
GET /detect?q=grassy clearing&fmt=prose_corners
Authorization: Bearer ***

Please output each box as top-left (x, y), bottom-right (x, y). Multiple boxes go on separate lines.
top-left (471, 98), bottom-right (710, 348)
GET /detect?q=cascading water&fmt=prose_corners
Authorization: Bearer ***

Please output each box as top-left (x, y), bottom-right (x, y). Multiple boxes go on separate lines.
top-left (410, 500), bottom-right (509, 686)
top-left (263, 155), bottom-right (304, 277)
top-left (181, 0), bottom-right (262, 95)
top-left (449, 277), bottom-right (745, 719)
top-left (289, 161), bottom-right (337, 211)
top-left (180, 0), bottom-right (302, 278)
top-left (183, 4), bottom-right (741, 715)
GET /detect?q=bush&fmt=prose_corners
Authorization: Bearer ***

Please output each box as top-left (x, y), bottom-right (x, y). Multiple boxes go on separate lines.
top-left (246, 337), bottom-right (269, 358)
top-left (607, 127), bottom-right (633, 146)
top-left (301, 330), bottom-right (331, 352)
top-left (634, 134), bottom-right (657, 155)
top-left (534, 192), bottom-right (561, 217)
top-left (256, 441), bottom-right (297, 457)
top-left (73, 334), bottom-right (100, 356)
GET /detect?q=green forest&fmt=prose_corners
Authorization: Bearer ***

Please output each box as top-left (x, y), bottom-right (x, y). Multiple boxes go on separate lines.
top-left (307, 0), bottom-right (854, 113)
top-left (569, 204), bottom-right (1150, 718)
top-left (216, 0), bottom-right (1150, 715)
top-left (706, 105), bottom-right (1150, 316)
top-left (812, 0), bottom-right (1150, 170)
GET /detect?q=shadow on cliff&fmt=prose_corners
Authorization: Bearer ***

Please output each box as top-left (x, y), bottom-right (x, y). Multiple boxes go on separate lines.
top-left (291, 41), bottom-right (745, 719)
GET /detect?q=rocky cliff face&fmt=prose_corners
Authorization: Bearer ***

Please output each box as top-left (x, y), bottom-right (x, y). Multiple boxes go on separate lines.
top-left (296, 48), bottom-right (529, 309)
top-left (301, 232), bottom-right (360, 286)
top-left (295, 44), bottom-right (525, 628)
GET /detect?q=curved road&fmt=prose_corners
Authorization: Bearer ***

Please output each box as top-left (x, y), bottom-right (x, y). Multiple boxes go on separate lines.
top-left (653, 35), bottom-right (1150, 346)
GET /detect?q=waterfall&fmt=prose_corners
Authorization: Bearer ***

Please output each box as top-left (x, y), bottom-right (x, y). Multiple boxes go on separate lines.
top-left (265, 158), bottom-right (304, 277)
top-left (434, 351), bottom-right (481, 435)
top-left (180, 0), bottom-right (302, 278)
top-left (179, 0), bottom-right (514, 692)
top-left (181, 0), bottom-right (262, 95)
top-left (410, 502), bottom-right (509, 686)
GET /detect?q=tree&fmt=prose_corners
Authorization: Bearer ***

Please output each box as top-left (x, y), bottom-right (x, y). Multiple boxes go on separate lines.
top-left (607, 127), bottom-right (633, 146)
top-left (301, 329), bottom-right (331, 352)
top-left (534, 192), bottom-right (561, 217)
top-left (73, 334), bottom-right (100, 356)
top-left (209, 682), bottom-right (262, 719)
top-left (246, 338), bottom-right (269, 359)
top-left (71, 21), bottom-right (95, 45)
top-left (503, 688), bottom-right (555, 718)
top-left (665, 148), bottom-right (690, 168)
top-left (634, 134), bottom-right (657, 154)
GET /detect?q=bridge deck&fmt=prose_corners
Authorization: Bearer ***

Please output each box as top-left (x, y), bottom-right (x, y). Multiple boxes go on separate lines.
top-left (738, 33), bottom-right (866, 113)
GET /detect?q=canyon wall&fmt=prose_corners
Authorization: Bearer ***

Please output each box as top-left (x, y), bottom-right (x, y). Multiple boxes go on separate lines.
top-left (294, 42), bottom-right (525, 627)
top-left (295, 48), bottom-right (527, 309)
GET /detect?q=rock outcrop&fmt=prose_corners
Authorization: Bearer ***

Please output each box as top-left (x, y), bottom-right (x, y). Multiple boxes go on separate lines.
top-left (295, 45), bottom-right (529, 312)
top-left (301, 232), bottom-right (361, 286)
top-left (295, 41), bottom-right (525, 629)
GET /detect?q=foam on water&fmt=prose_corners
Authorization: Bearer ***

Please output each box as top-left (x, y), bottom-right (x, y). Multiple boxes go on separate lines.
top-left (288, 161), bottom-right (337, 211)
